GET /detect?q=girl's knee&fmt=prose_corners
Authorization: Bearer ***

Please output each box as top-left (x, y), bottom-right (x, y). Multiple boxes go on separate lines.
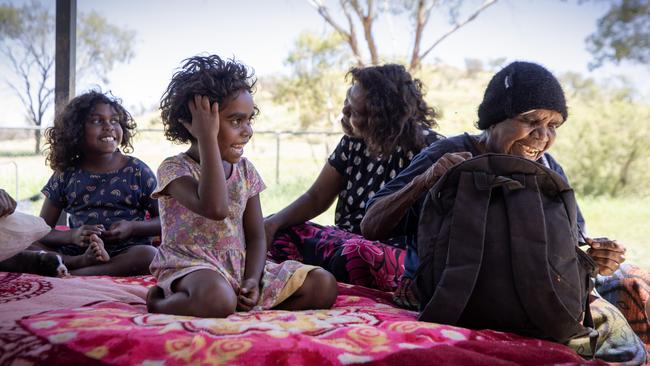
top-left (306, 268), bottom-right (338, 308)
top-left (192, 282), bottom-right (237, 318)
top-left (129, 245), bottom-right (158, 260)
top-left (146, 285), bottom-right (165, 313)
top-left (201, 298), bottom-right (236, 318)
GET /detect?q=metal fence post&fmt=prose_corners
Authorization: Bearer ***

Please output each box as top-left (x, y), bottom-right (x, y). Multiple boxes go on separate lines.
top-left (12, 161), bottom-right (18, 200)
top-left (275, 132), bottom-right (280, 184)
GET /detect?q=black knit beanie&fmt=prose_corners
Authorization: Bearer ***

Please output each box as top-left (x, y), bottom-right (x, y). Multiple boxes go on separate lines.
top-left (477, 61), bottom-right (567, 130)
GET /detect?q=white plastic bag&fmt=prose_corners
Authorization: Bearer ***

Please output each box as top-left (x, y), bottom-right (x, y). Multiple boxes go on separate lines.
top-left (0, 211), bottom-right (51, 262)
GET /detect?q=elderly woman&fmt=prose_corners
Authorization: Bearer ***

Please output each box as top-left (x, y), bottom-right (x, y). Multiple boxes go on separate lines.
top-left (266, 64), bottom-right (443, 291)
top-left (361, 61), bottom-right (645, 363)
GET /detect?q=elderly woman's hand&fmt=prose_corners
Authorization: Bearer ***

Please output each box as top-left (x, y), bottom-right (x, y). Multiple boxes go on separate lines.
top-left (419, 152), bottom-right (473, 190)
top-left (586, 237), bottom-right (626, 276)
top-left (0, 188), bottom-right (17, 218)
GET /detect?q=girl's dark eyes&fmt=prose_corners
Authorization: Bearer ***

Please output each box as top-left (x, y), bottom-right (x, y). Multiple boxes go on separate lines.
top-left (88, 118), bottom-right (119, 125)
top-left (231, 118), bottom-right (254, 127)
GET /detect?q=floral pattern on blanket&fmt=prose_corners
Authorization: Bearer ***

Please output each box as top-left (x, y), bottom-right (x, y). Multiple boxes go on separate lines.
top-left (0, 273), bottom-right (606, 365)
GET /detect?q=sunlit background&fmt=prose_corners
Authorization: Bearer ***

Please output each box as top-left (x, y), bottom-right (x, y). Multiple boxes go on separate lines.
top-left (1, 0), bottom-right (649, 267)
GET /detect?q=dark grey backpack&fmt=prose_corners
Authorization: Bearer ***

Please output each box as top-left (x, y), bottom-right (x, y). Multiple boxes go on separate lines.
top-left (413, 153), bottom-right (598, 344)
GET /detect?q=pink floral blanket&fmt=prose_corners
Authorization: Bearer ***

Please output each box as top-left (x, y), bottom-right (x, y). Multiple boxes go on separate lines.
top-left (0, 272), bottom-right (603, 365)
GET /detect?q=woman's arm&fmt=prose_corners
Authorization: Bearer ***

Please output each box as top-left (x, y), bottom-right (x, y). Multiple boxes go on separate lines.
top-left (243, 194), bottom-right (266, 283)
top-left (361, 152), bottom-right (472, 240)
top-left (264, 163), bottom-right (344, 246)
top-left (361, 173), bottom-right (430, 240)
top-left (238, 193), bottom-right (266, 310)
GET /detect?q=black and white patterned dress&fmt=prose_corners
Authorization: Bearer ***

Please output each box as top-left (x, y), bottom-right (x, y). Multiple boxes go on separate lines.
top-left (328, 130), bottom-right (441, 240)
top-left (268, 129), bottom-right (443, 291)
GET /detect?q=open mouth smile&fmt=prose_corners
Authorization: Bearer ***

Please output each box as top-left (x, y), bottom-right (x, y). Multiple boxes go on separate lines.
top-left (517, 143), bottom-right (542, 159)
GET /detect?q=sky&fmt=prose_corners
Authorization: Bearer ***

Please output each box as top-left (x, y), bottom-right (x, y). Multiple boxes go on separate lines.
top-left (1, 0), bottom-right (649, 126)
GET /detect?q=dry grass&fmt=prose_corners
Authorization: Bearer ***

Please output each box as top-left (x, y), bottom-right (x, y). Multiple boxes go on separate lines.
top-left (2, 132), bottom-right (648, 270)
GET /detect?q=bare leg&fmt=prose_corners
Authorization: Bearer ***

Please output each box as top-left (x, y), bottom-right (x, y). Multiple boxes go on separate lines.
top-left (28, 237), bottom-right (108, 271)
top-left (147, 269), bottom-right (237, 318)
top-left (274, 268), bottom-right (337, 310)
top-left (64, 234), bottom-right (109, 271)
top-left (71, 244), bottom-right (157, 276)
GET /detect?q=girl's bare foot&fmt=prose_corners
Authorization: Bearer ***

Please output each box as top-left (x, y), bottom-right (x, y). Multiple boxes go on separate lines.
top-left (87, 234), bottom-right (110, 262)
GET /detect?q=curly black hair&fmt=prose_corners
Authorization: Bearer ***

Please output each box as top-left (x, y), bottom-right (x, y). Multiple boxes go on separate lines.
top-left (347, 64), bottom-right (438, 157)
top-left (160, 54), bottom-right (257, 144)
top-left (44, 90), bottom-right (136, 172)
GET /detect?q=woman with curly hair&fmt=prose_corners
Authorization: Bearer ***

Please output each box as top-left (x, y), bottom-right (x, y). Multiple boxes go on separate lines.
top-left (146, 55), bottom-right (336, 317)
top-left (266, 64), bottom-right (443, 291)
top-left (34, 90), bottom-right (160, 276)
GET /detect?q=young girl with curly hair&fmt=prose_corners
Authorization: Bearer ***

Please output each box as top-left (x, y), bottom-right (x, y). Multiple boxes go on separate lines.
top-left (36, 91), bottom-right (160, 276)
top-left (265, 64), bottom-right (444, 292)
top-left (146, 55), bottom-right (337, 317)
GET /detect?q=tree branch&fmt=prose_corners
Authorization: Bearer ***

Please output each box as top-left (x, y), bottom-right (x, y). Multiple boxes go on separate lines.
top-left (349, 0), bottom-right (379, 64)
top-left (418, 0), bottom-right (498, 66)
top-left (409, 0), bottom-right (436, 70)
top-left (308, 0), bottom-right (365, 65)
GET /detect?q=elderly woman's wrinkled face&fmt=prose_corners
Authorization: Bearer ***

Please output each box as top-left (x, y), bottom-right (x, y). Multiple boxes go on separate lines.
top-left (485, 109), bottom-right (564, 161)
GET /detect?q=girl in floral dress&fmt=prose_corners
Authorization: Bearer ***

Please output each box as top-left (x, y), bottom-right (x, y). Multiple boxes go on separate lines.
top-left (146, 55), bottom-right (337, 317)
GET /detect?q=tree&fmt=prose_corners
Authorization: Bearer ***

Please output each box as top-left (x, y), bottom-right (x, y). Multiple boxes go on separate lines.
top-left (586, 0), bottom-right (650, 69)
top-left (271, 31), bottom-right (351, 130)
top-left (0, 0), bottom-right (135, 153)
top-left (554, 72), bottom-right (650, 197)
top-left (308, 0), bottom-right (498, 71)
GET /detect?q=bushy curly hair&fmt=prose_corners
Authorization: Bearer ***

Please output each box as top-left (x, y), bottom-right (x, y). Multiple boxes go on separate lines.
top-left (160, 54), bottom-right (257, 144)
top-left (44, 90), bottom-right (136, 172)
top-left (347, 64), bottom-right (438, 157)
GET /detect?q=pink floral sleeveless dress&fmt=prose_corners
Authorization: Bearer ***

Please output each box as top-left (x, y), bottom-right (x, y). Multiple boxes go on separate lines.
top-left (150, 154), bottom-right (316, 309)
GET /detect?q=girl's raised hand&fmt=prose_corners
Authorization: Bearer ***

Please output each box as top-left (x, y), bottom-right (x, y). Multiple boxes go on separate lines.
top-left (184, 95), bottom-right (220, 140)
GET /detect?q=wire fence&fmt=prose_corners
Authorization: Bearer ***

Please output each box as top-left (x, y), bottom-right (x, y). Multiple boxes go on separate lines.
top-left (0, 126), bottom-right (344, 201)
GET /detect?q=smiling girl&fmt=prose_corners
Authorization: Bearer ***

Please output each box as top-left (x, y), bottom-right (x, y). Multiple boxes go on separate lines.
top-left (36, 91), bottom-right (160, 276)
top-left (146, 55), bottom-right (336, 317)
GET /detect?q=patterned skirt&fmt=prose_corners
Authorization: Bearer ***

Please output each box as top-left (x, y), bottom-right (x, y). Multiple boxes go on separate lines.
top-left (595, 264), bottom-right (650, 345)
top-left (268, 222), bottom-right (404, 292)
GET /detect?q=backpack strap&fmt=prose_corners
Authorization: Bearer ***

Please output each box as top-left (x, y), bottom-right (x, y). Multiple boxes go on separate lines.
top-left (506, 174), bottom-right (591, 343)
top-left (418, 171), bottom-right (491, 323)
